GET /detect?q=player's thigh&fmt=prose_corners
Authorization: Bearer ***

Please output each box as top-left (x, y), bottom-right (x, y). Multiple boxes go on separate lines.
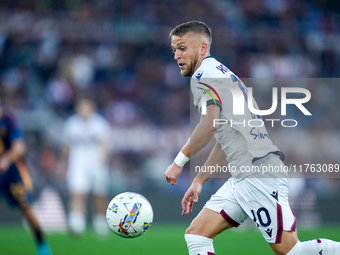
top-left (2, 165), bottom-right (31, 208)
top-left (269, 230), bottom-right (298, 255)
top-left (234, 177), bottom-right (296, 244)
top-left (189, 179), bottom-right (248, 239)
top-left (186, 208), bottom-right (233, 239)
top-left (92, 166), bottom-right (109, 197)
top-left (67, 164), bottom-right (90, 194)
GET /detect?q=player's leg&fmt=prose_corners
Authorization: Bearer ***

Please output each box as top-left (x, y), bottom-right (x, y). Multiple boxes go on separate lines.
top-left (233, 175), bottom-right (299, 254)
top-left (238, 154), bottom-right (340, 255)
top-left (235, 178), bottom-right (301, 255)
top-left (185, 179), bottom-right (248, 255)
top-left (185, 208), bottom-right (233, 255)
top-left (92, 166), bottom-right (109, 237)
top-left (186, 207), bottom-right (233, 238)
top-left (68, 192), bottom-right (87, 235)
top-left (19, 200), bottom-right (44, 244)
top-left (67, 165), bottom-right (89, 236)
top-left (6, 164), bottom-right (51, 255)
top-left (19, 202), bottom-right (52, 255)
top-left (286, 238), bottom-right (340, 255)
top-left (270, 230), bottom-right (340, 255)
top-left (269, 230), bottom-right (298, 254)
top-left (93, 194), bottom-right (109, 236)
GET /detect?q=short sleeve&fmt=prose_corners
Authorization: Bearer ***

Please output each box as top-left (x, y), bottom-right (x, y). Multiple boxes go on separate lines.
top-left (98, 117), bottom-right (112, 144)
top-left (191, 77), bottom-right (222, 112)
top-left (4, 115), bottom-right (23, 142)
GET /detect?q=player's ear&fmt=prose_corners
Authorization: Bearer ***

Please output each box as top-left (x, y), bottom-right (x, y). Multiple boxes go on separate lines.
top-left (200, 42), bottom-right (208, 56)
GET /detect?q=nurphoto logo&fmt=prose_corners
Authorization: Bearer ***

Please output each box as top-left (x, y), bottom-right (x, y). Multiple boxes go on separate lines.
top-left (199, 81), bottom-right (312, 128)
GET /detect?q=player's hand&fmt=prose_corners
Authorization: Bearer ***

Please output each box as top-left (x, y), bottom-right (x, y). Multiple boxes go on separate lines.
top-left (181, 179), bottom-right (202, 216)
top-left (164, 162), bottom-right (183, 185)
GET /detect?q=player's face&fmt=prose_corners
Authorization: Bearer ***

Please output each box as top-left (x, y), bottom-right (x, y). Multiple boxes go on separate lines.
top-left (171, 33), bottom-right (201, 77)
top-left (76, 99), bottom-right (94, 119)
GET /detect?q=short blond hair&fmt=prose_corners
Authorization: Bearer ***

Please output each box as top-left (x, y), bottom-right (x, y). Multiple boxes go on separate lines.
top-left (169, 21), bottom-right (212, 45)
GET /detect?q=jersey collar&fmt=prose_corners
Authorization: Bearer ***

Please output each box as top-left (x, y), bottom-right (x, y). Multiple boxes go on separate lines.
top-left (192, 56), bottom-right (216, 78)
top-left (200, 56), bottom-right (216, 66)
top-left (203, 56), bottom-right (215, 60)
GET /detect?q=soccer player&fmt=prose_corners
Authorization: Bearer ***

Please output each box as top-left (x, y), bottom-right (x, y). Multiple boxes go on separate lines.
top-left (0, 103), bottom-right (52, 255)
top-left (164, 21), bottom-right (340, 255)
top-left (63, 98), bottom-right (112, 237)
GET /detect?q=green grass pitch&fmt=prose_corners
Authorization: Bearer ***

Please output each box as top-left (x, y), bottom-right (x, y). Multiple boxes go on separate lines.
top-left (0, 224), bottom-right (340, 255)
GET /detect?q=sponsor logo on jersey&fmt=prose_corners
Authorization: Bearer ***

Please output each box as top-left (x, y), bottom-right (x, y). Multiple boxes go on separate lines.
top-left (195, 71), bottom-right (203, 81)
top-left (270, 191), bottom-right (279, 201)
top-left (265, 228), bottom-right (273, 238)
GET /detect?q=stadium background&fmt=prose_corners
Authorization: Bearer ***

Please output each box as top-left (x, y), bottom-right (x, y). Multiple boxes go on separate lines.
top-left (0, 0), bottom-right (340, 254)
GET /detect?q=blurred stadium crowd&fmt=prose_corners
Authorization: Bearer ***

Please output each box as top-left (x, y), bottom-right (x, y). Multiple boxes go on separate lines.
top-left (0, 0), bottom-right (340, 216)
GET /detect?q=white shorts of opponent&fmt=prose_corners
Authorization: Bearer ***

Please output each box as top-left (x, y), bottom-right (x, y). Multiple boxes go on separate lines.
top-left (67, 161), bottom-right (109, 196)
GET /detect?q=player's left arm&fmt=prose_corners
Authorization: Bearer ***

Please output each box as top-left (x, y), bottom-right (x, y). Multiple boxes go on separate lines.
top-left (164, 104), bottom-right (221, 185)
top-left (182, 142), bottom-right (227, 215)
top-left (0, 138), bottom-right (25, 173)
top-left (190, 104), bottom-right (221, 156)
top-left (99, 122), bottom-right (113, 166)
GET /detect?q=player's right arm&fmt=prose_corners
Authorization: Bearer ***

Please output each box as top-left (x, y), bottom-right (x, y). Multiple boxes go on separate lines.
top-left (164, 104), bottom-right (220, 185)
top-left (60, 119), bottom-right (72, 176)
top-left (0, 115), bottom-right (25, 173)
top-left (164, 138), bottom-right (190, 185)
top-left (0, 138), bottom-right (25, 173)
top-left (182, 142), bottom-right (227, 216)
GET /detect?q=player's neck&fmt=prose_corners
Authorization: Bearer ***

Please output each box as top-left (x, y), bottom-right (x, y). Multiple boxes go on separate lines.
top-left (193, 54), bottom-right (210, 74)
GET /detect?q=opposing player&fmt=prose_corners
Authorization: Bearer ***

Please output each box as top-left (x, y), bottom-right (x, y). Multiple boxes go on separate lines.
top-left (63, 98), bottom-right (112, 237)
top-left (164, 21), bottom-right (340, 255)
top-left (0, 103), bottom-right (52, 255)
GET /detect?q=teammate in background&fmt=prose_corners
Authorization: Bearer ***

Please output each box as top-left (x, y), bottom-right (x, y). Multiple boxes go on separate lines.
top-left (0, 102), bottom-right (52, 255)
top-left (164, 21), bottom-right (340, 255)
top-left (63, 98), bottom-right (112, 237)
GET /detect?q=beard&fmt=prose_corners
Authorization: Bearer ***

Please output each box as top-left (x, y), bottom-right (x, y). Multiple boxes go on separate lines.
top-left (181, 54), bottom-right (199, 77)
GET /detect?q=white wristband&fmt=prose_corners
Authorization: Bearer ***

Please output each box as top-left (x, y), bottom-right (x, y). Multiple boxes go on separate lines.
top-left (174, 151), bottom-right (189, 167)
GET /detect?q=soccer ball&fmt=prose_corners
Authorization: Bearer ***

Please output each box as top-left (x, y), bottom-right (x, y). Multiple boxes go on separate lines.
top-left (106, 192), bottom-right (153, 238)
